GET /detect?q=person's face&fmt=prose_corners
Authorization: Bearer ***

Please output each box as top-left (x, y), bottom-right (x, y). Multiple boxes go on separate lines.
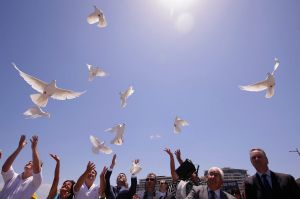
top-left (60, 181), bottom-right (73, 197)
top-left (250, 150), bottom-right (268, 173)
top-left (206, 169), bottom-right (223, 191)
top-left (190, 172), bottom-right (198, 183)
top-left (117, 173), bottom-right (127, 186)
top-left (117, 173), bottom-right (127, 183)
top-left (159, 181), bottom-right (168, 192)
top-left (145, 174), bottom-right (156, 190)
top-left (24, 161), bottom-right (33, 173)
top-left (87, 169), bottom-right (97, 182)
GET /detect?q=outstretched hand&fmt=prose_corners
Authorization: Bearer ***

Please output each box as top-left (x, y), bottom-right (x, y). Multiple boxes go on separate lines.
top-left (50, 154), bottom-right (60, 162)
top-left (164, 148), bottom-right (173, 157)
top-left (30, 136), bottom-right (39, 150)
top-left (18, 135), bottom-right (27, 149)
top-left (174, 149), bottom-right (181, 159)
top-left (86, 161), bottom-right (96, 173)
top-left (110, 154), bottom-right (117, 169)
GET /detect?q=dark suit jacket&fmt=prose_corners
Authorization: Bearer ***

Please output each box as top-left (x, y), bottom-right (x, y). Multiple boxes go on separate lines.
top-left (244, 171), bottom-right (300, 199)
top-left (105, 169), bottom-right (137, 199)
top-left (185, 185), bottom-right (236, 199)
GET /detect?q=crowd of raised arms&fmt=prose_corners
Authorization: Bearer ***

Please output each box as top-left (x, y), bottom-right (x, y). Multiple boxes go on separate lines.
top-left (0, 135), bottom-right (300, 199)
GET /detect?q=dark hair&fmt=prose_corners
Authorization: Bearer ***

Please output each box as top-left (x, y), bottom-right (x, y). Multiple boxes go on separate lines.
top-left (63, 180), bottom-right (76, 199)
top-left (250, 148), bottom-right (267, 157)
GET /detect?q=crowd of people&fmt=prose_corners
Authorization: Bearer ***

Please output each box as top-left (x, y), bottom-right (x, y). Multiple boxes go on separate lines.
top-left (1, 135), bottom-right (300, 199)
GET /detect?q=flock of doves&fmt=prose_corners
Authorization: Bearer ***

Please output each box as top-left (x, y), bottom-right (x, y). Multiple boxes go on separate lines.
top-left (11, 6), bottom-right (280, 170)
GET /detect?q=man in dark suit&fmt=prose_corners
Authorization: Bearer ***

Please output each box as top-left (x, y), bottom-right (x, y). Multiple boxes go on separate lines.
top-left (105, 154), bottom-right (138, 199)
top-left (185, 167), bottom-right (235, 199)
top-left (244, 148), bottom-right (300, 199)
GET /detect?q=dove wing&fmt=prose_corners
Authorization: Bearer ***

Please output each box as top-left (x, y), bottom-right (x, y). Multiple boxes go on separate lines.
top-left (51, 87), bottom-right (85, 100)
top-left (90, 135), bottom-right (102, 148)
top-left (130, 163), bottom-right (142, 175)
top-left (239, 79), bottom-right (269, 92)
top-left (87, 13), bottom-right (100, 24)
top-left (111, 136), bottom-right (123, 145)
top-left (265, 86), bottom-right (275, 98)
top-left (87, 64), bottom-right (92, 71)
top-left (174, 125), bottom-right (181, 133)
top-left (24, 107), bottom-right (38, 116)
top-left (178, 120), bottom-right (189, 127)
top-left (105, 126), bottom-right (117, 133)
top-left (97, 17), bottom-right (107, 28)
top-left (99, 145), bottom-right (113, 154)
top-left (120, 97), bottom-right (126, 108)
top-left (126, 87), bottom-right (134, 97)
top-left (272, 58), bottom-right (280, 75)
top-left (13, 63), bottom-right (47, 93)
top-left (96, 69), bottom-right (107, 77)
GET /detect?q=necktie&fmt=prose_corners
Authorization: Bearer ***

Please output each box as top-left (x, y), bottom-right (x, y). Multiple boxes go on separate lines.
top-left (209, 190), bottom-right (216, 199)
top-left (261, 174), bottom-right (272, 191)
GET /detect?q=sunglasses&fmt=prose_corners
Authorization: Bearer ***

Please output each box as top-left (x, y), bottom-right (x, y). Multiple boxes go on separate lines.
top-left (146, 178), bottom-right (155, 182)
top-left (160, 182), bottom-right (167, 185)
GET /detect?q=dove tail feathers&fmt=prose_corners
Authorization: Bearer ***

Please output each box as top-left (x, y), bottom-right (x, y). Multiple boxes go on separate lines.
top-left (30, 93), bottom-right (49, 107)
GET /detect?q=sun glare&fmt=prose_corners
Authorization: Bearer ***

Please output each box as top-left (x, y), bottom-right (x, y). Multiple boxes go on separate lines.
top-left (158, 0), bottom-right (196, 11)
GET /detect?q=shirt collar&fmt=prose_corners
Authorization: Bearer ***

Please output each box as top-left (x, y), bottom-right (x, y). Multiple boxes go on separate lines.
top-left (257, 170), bottom-right (271, 177)
top-left (208, 188), bottom-right (221, 198)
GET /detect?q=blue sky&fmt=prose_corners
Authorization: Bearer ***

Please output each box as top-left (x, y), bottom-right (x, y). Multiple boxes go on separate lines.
top-left (1, 0), bottom-right (300, 197)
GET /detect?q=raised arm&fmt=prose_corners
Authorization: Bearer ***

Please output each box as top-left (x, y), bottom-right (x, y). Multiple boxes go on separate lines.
top-left (128, 159), bottom-right (138, 198)
top-left (110, 154), bottom-right (116, 170)
top-left (2, 135), bottom-right (27, 172)
top-left (74, 161), bottom-right (96, 192)
top-left (105, 154), bottom-right (117, 199)
top-left (47, 154), bottom-right (60, 199)
top-left (99, 166), bottom-right (108, 198)
top-left (164, 148), bottom-right (178, 181)
top-left (31, 135), bottom-right (41, 174)
top-left (174, 149), bottom-right (184, 165)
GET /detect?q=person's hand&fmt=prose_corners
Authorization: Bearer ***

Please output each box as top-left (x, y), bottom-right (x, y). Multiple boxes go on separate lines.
top-left (110, 154), bottom-right (117, 169)
top-left (174, 149), bottom-right (181, 159)
top-left (100, 166), bottom-right (108, 179)
top-left (111, 154), bottom-right (116, 166)
top-left (100, 166), bottom-right (108, 196)
top-left (50, 154), bottom-right (60, 163)
top-left (18, 135), bottom-right (27, 149)
top-left (30, 136), bottom-right (39, 150)
top-left (86, 161), bottom-right (96, 173)
top-left (164, 148), bottom-right (173, 157)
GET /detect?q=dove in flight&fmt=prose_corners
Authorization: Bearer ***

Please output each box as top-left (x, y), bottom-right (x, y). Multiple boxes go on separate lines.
top-left (89, 135), bottom-right (112, 155)
top-left (87, 5), bottom-right (107, 28)
top-left (120, 86), bottom-right (134, 108)
top-left (23, 106), bottom-right (50, 119)
top-left (87, 64), bottom-right (107, 81)
top-left (13, 63), bottom-right (85, 107)
top-left (174, 116), bottom-right (189, 134)
top-left (130, 159), bottom-right (142, 175)
top-left (105, 123), bottom-right (125, 145)
top-left (239, 58), bottom-right (280, 98)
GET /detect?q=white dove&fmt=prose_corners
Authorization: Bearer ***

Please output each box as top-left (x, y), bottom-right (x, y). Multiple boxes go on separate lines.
top-left (23, 106), bottom-right (50, 119)
top-left (120, 86), bottom-right (134, 108)
top-left (87, 5), bottom-right (107, 28)
top-left (89, 135), bottom-right (112, 155)
top-left (174, 116), bottom-right (189, 134)
top-left (239, 58), bottom-right (280, 98)
top-left (13, 63), bottom-right (85, 107)
top-left (105, 123), bottom-right (125, 145)
top-left (130, 160), bottom-right (142, 175)
top-left (87, 64), bottom-right (107, 81)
